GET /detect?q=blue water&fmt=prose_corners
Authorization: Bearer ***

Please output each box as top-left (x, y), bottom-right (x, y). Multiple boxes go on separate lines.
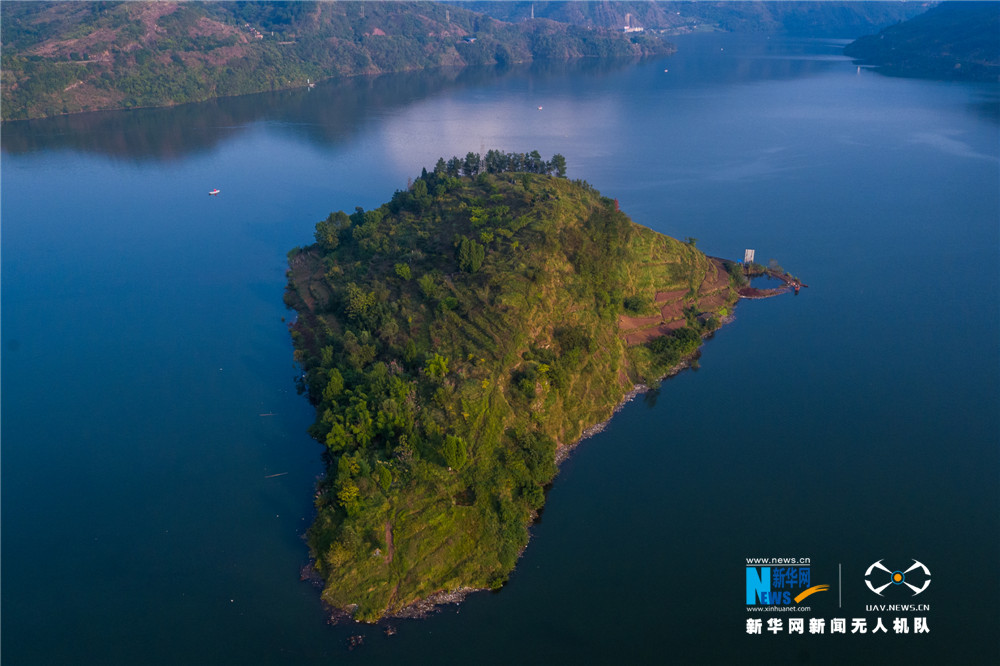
top-left (3, 35), bottom-right (998, 664)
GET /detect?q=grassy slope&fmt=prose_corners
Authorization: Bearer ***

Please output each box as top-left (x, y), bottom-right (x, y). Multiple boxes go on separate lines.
top-left (1, 1), bottom-right (674, 121)
top-left (286, 169), bottom-right (738, 621)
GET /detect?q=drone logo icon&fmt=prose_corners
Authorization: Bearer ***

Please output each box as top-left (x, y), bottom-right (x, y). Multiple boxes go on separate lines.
top-left (865, 559), bottom-right (931, 596)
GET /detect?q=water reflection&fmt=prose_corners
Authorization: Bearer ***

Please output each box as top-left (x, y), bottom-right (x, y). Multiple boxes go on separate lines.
top-left (1, 36), bottom-right (857, 163)
top-left (1, 58), bottom-right (645, 162)
top-left (970, 93), bottom-right (1000, 125)
top-left (664, 34), bottom-right (848, 87)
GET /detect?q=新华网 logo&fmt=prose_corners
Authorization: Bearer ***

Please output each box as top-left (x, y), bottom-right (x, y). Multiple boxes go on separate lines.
top-left (746, 566), bottom-right (829, 606)
top-left (864, 559), bottom-right (931, 597)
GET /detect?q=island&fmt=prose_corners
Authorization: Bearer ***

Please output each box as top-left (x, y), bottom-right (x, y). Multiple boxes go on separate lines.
top-left (285, 153), bottom-right (792, 622)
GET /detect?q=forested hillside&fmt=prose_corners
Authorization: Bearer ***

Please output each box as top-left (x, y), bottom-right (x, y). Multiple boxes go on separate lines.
top-left (1, 1), bottom-right (673, 121)
top-left (459, 1), bottom-right (924, 37)
top-left (845, 2), bottom-right (1000, 82)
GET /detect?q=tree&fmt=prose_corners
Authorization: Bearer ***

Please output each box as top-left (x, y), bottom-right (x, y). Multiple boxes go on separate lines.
top-left (314, 211), bottom-right (349, 251)
top-left (323, 368), bottom-right (344, 402)
top-left (418, 273), bottom-right (440, 300)
top-left (442, 434), bottom-right (468, 470)
top-left (549, 153), bottom-right (567, 177)
top-left (346, 207), bottom-right (364, 227)
top-left (345, 282), bottom-right (376, 321)
top-left (411, 178), bottom-right (431, 209)
top-left (484, 149), bottom-right (503, 174)
top-left (527, 150), bottom-right (543, 173)
top-left (374, 464), bottom-right (392, 492)
top-left (337, 479), bottom-right (360, 507)
top-left (346, 397), bottom-right (374, 446)
top-left (424, 353), bottom-right (449, 380)
top-left (325, 421), bottom-right (352, 452)
top-left (463, 151), bottom-right (481, 177)
top-left (457, 236), bottom-right (485, 272)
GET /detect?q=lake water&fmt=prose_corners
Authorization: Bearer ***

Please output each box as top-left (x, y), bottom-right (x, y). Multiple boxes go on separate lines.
top-left (3, 35), bottom-right (998, 665)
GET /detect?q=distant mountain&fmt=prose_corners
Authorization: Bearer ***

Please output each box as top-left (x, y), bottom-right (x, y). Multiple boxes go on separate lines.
top-left (844, 2), bottom-right (1000, 82)
top-left (456, 1), bottom-right (926, 37)
top-left (0, 1), bottom-right (674, 121)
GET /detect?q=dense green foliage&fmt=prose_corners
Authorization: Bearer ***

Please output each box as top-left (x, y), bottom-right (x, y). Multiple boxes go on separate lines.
top-left (286, 158), bottom-right (737, 621)
top-left (1, 1), bottom-right (675, 121)
top-left (844, 2), bottom-right (1000, 82)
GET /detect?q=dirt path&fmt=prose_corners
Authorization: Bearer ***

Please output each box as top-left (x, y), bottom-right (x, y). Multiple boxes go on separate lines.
top-left (384, 522), bottom-right (394, 564)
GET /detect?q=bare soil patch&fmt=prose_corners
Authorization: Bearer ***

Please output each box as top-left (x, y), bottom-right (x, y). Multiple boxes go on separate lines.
top-left (617, 314), bottom-right (662, 331)
top-left (134, 2), bottom-right (178, 40)
top-left (619, 258), bottom-right (739, 346)
top-left (63, 82), bottom-right (125, 113)
top-left (654, 288), bottom-right (687, 303)
top-left (30, 27), bottom-right (120, 57)
top-left (197, 44), bottom-right (253, 67)
top-left (659, 300), bottom-right (685, 322)
top-left (699, 259), bottom-right (731, 294)
top-left (697, 291), bottom-right (730, 311)
top-left (190, 17), bottom-right (242, 40)
top-left (624, 320), bottom-right (686, 345)
top-left (288, 249), bottom-right (325, 312)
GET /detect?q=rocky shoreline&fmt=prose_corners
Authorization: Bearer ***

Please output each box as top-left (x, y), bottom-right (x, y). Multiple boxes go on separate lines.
top-left (302, 560), bottom-right (485, 624)
top-left (390, 587), bottom-right (484, 620)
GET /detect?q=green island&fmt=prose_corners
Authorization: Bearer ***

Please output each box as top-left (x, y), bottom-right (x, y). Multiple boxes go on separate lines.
top-left (285, 151), bottom-right (756, 622)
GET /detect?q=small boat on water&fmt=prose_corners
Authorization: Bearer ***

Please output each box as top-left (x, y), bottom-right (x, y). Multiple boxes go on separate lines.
top-left (209, 189), bottom-right (220, 195)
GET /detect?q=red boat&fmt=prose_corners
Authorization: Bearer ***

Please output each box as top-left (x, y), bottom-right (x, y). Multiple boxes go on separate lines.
top-left (209, 189), bottom-right (220, 195)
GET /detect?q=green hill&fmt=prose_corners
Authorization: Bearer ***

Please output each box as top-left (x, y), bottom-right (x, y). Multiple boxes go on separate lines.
top-left (0, 1), bottom-right (674, 121)
top-left (844, 2), bottom-right (1000, 82)
top-left (458, 1), bottom-right (924, 37)
top-left (285, 154), bottom-right (741, 621)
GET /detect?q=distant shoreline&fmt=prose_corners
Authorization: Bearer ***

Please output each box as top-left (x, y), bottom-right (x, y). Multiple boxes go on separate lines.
top-left (1, 1), bottom-right (675, 122)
